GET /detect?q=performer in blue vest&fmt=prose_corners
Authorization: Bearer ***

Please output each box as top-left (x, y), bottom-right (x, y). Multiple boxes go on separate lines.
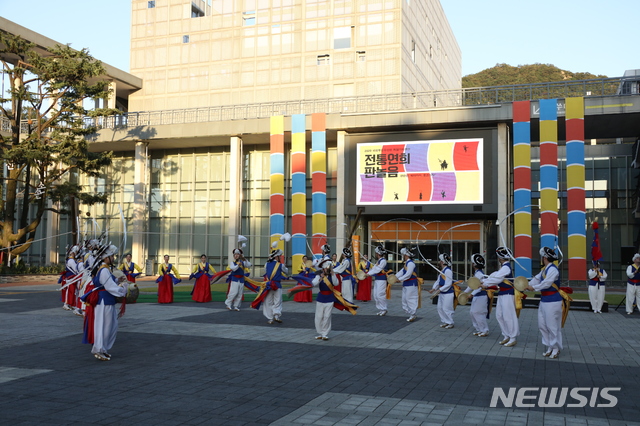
top-left (312, 258), bottom-right (339, 340)
top-left (430, 253), bottom-right (454, 328)
top-left (82, 244), bottom-right (127, 361)
top-left (587, 260), bottom-right (607, 314)
top-left (334, 248), bottom-right (356, 303)
top-left (367, 246), bottom-right (389, 316)
top-left (259, 247), bottom-right (288, 324)
top-left (625, 253), bottom-right (640, 315)
top-left (464, 253), bottom-right (490, 336)
top-left (156, 254), bottom-right (181, 303)
top-left (312, 244), bottom-right (332, 269)
top-left (527, 247), bottom-right (564, 359)
top-left (483, 247), bottom-right (519, 347)
top-left (189, 254), bottom-right (216, 303)
top-left (225, 248), bottom-right (252, 310)
top-left (119, 253), bottom-right (143, 283)
top-left (396, 247), bottom-right (419, 322)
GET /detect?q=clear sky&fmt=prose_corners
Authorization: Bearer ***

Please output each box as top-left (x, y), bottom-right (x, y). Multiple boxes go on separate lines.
top-left (1, 0), bottom-right (638, 78)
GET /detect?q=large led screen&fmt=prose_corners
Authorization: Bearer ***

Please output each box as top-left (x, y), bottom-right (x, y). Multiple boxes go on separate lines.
top-left (356, 139), bottom-right (484, 205)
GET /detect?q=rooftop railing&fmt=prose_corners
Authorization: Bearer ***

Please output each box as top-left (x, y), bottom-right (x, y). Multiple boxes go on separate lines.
top-left (1, 76), bottom-right (636, 133)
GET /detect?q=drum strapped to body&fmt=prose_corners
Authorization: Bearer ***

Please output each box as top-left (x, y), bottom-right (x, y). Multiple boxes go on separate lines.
top-left (513, 276), bottom-right (528, 292)
top-left (466, 276), bottom-right (481, 290)
top-left (457, 292), bottom-right (470, 305)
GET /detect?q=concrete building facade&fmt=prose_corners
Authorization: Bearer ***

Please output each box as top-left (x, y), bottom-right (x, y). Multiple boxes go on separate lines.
top-left (129, 0), bottom-right (461, 110)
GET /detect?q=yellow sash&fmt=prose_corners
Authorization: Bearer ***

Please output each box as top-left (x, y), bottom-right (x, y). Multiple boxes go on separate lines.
top-left (452, 281), bottom-right (463, 310)
top-left (552, 283), bottom-right (573, 327)
top-left (486, 289), bottom-right (495, 315)
top-left (502, 278), bottom-right (524, 318)
top-left (323, 276), bottom-right (358, 315)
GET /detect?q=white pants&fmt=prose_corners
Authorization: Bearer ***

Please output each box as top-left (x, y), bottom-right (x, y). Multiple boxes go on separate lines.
top-left (588, 284), bottom-right (605, 312)
top-left (436, 291), bottom-right (454, 324)
top-left (538, 300), bottom-right (563, 351)
top-left (496, 294), bottom-right (519, 339)
top-left (315, 302), bottom-right (333, 337)
top-left (470, 294), bottom-right (489, 333)
top-left (263, 288), bottom-right (282, 320)
top-left (402, 285), bottom-right (418, 316)
top-left (373, 279), bottom-right (388, 311)
top-left (626, 284), bottom-right (640, 314)
top-left (341, 277), bottom-right (355, 303)
top-left (225, 280), bottom-right (243, 309)
top-left (92, 303), bottom-right (119, 355)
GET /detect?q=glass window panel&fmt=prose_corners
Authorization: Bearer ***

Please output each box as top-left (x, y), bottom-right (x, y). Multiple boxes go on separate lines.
top-left (193, 217), bottom-right (207, 252)
top-left (123, 184), bottom-right (134, 203)
top-left (195, 156), bottom-right (210, 181)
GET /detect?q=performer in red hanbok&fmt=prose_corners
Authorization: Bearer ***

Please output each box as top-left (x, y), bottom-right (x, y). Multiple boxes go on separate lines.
top-left (156, 254), bottom-right (181, 303)
top-left (294, 255), bottom-right (314, 302)
top-left (356, 254), bottom-right (372, 302)
top-left (189, 254), bottom-right (216, 303)
top-left (119, 253), bottom-right (143, 283)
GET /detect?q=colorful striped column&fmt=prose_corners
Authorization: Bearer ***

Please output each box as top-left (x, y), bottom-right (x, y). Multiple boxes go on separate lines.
top-left (539, 99), bottom-right (558, 254)
top-left (513, 101), bottom-right (532, 277)
top-left (566, 97), bottom-right (586, 280)
top-left (291, 114), bottom-right (307, 270)
top-left (270, 115), bottom-right (285, 255)
top-left (311, 113), bottom-right (327, 260)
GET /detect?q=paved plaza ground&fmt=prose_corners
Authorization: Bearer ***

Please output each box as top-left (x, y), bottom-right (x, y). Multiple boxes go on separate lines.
top-left (1, 279), bottom-right (639, 425)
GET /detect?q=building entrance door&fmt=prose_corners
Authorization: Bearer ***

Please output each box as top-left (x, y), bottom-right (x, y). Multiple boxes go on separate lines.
top-left (368, 220), bottom-right (483, 283)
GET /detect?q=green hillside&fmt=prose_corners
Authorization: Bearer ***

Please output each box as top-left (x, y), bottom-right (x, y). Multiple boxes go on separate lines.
top-left (462, 63), bottom-right (607, 88)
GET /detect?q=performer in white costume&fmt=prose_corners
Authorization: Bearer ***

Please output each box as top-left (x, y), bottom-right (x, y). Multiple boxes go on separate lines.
top-left (82, 244), bottom-right (127, 361)
top-left (367, 246), bottom-right (389, 316)
top-left (625, 254), bottom-right (640, 315)
top-left (483, 247), bottom-right (519, 347)
top-left (396, 247), bottom-right (420, 322)
top-left (430, 253), bottom-right (454, 328)
top-left (587, 261), bottom-right (607, 314)
top-left (225, 248), bottom-right (252, 311)
top-left (334, 248), bottom-right (356, 303)
top-left (465, 253), bottom-right (490, 336)
top-left (527, 247), bottom-right (564, 359)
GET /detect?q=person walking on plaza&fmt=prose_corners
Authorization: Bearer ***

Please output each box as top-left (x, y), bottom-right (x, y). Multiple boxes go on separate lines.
top-left (356, 253), bottom-right (372, 302)
top-left (367, 246), bottom-right (389, 316)
top-left (190, 254), bottom-right (216, 303)
top-left (429, 253), bottom-right (455, 328)
top-left (465, 253), bottom-right (490, 336)
top-left (255, 246), bottom-right (288, 324)
top-left (587, 260), bottom-right (607, 314)
top-left (119, 253), bottom-right (143, 284)
top-left (626, 254), bottom-right (640, 314)
top-left (483, 247), bottom-right (519, 347)
top-left (156, 254), bottom-right (181, 304)
top-left (294, 255), bottom-right (314, 303)
top-left (225, 248), bottom-right (252, 310)
top-left (396, 247), bottom-right (420, 322)
top-left (334, 248), bottom-right (356, 303)
top-left (527, 247), bottom-right (564, 359)
top-left (81, 244), bottom-right (127, 361)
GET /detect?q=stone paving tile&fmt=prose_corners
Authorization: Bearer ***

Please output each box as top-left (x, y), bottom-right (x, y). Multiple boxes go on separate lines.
top-left (1, 286), bottom-right (640, 425)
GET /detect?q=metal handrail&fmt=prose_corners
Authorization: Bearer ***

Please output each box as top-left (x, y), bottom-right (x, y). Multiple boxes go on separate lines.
top-left (1, 76), bottom-right (636, 133)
